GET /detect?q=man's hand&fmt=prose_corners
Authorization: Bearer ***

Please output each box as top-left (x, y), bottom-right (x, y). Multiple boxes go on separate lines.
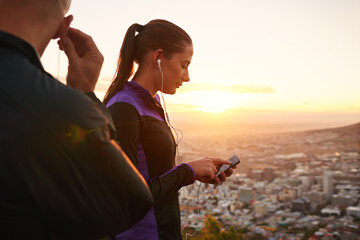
top-left (58, 28), bottom-right (104, 92)
top-left (187, 157), bottom-right (235, 184)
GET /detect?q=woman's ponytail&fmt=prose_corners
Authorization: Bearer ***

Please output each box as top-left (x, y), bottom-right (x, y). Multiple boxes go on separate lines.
top-left (103, 23), bottom-right (142, 104)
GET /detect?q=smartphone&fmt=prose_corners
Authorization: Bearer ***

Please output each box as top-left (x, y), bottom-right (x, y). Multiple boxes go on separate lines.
top-left (216, 155), bottom-right (241, 176)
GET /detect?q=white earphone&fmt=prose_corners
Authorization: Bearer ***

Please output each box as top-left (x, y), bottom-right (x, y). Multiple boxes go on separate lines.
top-left (157, 59), bottom-right (162, 70)
top-left (156, 57), bottom-right (182, 145)
top-left (157, 59), bottom-right (164, 93)
top-left (157, 58), bottom-right (196, 240)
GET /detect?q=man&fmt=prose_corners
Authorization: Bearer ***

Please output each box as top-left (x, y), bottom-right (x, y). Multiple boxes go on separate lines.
top-left (0, 0), bottom-right (153, 239)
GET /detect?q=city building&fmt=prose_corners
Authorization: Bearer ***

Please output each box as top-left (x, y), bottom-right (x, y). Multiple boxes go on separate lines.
top-left (263, 167), bottom-right (275, 182)
top-left (253, 201), bottom-right (267, 217)
top-left (238, 187), bottom-right (256, 203)
top-left (291, 197), bottom-right (311, 212)
top-left (331, 194), bottom-right (354, 207)
top-left (304, 191), bottom-right (325, 206)
top-left (346, 206), bottom-right (360, 218)
top-left (323, 170), bottom-right (334, 201)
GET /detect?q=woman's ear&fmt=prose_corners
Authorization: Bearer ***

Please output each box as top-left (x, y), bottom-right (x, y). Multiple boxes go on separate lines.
top-left (52, 15), bottom-right (73, 39)
top-left (152, 49), bottom-right (163, 68)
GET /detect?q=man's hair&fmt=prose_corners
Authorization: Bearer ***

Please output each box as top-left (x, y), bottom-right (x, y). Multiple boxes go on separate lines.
top-left (7, 0), bottom-right (71, 18)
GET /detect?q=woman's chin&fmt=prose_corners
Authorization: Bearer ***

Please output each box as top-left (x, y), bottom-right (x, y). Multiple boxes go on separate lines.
top-left (163, 89), bottom-right (177, 95)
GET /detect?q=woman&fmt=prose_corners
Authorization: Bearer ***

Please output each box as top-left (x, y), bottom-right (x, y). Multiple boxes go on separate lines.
top-left (104, 19), bottom-right (234, 240)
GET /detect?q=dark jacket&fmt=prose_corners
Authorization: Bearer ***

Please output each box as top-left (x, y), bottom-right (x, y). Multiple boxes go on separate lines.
top-left (0, 31), bottom-right (153, 239)
top-left (106, 81), bottom-right (195, 240)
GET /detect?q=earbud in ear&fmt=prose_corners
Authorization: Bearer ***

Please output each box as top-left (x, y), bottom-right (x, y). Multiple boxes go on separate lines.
top-left (157, 59), bottom-right (161, 68)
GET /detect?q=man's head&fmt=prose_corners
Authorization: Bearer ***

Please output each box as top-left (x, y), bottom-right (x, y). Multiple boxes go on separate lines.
top-left (0, 0), bottom-right (73, 55)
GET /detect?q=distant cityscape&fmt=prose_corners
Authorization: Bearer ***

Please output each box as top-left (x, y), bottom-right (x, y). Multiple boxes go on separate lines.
top-left (178, 122), bottom-right (360, 240)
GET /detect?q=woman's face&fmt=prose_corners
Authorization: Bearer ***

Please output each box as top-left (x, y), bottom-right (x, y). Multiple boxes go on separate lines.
top-left (161, 44), bottom-right (193, 94)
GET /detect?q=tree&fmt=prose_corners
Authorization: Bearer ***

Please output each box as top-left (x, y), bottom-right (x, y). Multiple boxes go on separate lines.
top-left (202, 215), bottom-right (221, 239)
top-left (248, 233), bottom-right (266, 240)
top-left (201, 215), bottom-right (243, 240)
top-left (221, 227), bottom-right (243, 240)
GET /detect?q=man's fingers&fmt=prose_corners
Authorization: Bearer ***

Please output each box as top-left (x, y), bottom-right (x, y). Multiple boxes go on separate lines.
top-left (57, 40), bottom-right (64, 51)
top-left (67, 28), bottom-right (100, 56)
top-left (67, 28), bottom-right (91, 42)
top-left (59, 36), bottom-right (77, 61)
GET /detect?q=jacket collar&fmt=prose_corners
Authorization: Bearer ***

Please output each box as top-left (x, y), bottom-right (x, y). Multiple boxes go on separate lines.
top-left (127, 80), bottom-right (162, 106)
top-left (0, 31), bottom-right (44, 72)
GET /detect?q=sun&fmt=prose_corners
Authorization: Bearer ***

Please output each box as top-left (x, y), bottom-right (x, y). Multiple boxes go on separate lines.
top-left (165, 89), bottom-right (247, 114)
top-left (197, 105), bottom-right (228, 113)
top-left (192, 91), bottom-right (236, 113)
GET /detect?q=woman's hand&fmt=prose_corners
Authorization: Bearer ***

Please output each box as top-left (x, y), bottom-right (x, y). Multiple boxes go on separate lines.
top-left (186, 157), bottom-right (236, 184)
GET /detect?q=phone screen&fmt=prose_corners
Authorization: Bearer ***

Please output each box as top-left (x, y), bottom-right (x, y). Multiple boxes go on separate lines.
top-left (216, 155), bottom-right (240, 176)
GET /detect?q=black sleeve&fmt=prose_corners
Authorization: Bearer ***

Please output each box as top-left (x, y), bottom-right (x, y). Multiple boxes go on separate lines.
top-left (85, 91), bottom-right (116, 139)
top-left (19, 126), bottom-right (154, 239)
top-left (0, 53), bottom-right (154, 239)
top-left (149, 163), bottom-right (195, 203)
top-left (2, 93), bottom-right (153, 238)
top-left (108, 102), bottom-right (194, 204)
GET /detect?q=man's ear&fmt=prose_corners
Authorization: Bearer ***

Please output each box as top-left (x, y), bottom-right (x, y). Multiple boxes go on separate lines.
top-left (52, 15), bottom-right (73, 39)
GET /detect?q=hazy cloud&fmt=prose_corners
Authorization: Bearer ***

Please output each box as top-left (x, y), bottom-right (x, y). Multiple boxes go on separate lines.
top-left (176, 83), bottom-right (275, 94)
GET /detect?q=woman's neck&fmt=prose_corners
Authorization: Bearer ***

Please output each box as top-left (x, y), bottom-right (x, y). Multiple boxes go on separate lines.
top-left (132, 70), bottom-right (159, 98)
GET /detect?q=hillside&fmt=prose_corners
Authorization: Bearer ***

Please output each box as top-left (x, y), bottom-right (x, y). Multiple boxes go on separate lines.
top-left (307, 122), bottom-right (360, 136)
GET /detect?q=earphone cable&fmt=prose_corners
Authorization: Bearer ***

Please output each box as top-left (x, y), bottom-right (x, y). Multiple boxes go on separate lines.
top-left (159, 63), bottom-right (183, 146)
top-left (184, 182), bottom-right (202, 240)
top-left (158, 62), bottom-right (201, 239)
top-left (57, 49), bottom-right (61, 80)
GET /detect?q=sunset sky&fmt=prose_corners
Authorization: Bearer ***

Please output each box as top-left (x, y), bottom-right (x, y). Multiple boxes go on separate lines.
top-left (42, 0), bottom-right (360, 132)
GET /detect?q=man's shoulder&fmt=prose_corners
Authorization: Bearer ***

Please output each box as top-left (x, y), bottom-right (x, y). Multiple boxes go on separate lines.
top-left (0, 52), bottom-right (107, 130)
